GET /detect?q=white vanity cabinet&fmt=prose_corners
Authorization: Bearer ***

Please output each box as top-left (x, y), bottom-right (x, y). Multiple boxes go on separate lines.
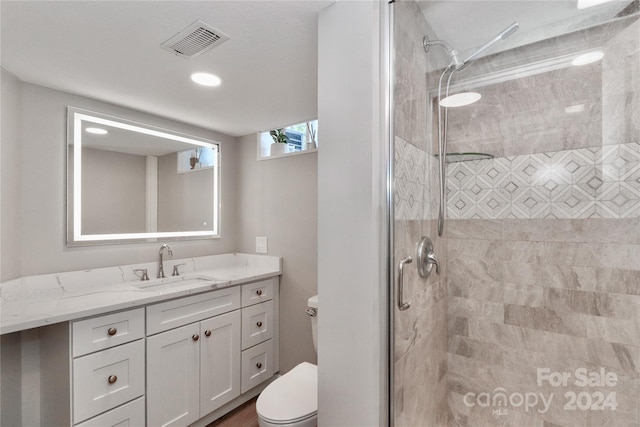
top-left (240, 279), bottom-right (277, 393)
top-left (146, 298), bottom-right (242, 427)
top-left (36, 277), bottom-right (279, 427)
top-left (38, 308), bottom-right (147, 427)
top-left (146, 278), bottom-right (279, 427)
top-left (71, 308), bottom-right (146, 426)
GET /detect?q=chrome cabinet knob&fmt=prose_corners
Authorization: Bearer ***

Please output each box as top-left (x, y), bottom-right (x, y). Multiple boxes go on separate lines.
top-left (192, 334), bottom-right (199, 341)
top-left (204, 330), bottom-right (212, 337)
top-left (256, 289), bottom-right (263, 296)
top-left (256, 362), bottom-right (262, 369)
top-left (108, 375), bottom-right (118, 384)
top-left (107, 327), bottom-right (117, 336)
top-left (257, 321), bottom-right (263, 327)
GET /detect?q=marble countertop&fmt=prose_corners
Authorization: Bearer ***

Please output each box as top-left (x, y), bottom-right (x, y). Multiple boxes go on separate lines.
top-left (0, 253), bottom-right (281, 335)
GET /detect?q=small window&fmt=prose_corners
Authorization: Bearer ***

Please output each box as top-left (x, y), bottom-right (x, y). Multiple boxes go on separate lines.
top-left (258, 120), bottom-right (318, 160)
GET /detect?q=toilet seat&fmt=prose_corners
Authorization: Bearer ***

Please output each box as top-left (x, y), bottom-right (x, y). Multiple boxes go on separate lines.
top-left (257, 362), bottom-right (317, 425)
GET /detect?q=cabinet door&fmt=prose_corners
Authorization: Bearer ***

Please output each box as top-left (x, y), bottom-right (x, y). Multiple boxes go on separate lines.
top-left (147, 323), bottom-right (200, 427)
top-left (200, 310), bottom-right (241, 416)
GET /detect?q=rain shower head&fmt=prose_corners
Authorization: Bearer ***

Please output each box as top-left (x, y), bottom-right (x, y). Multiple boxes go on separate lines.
top-left (462, 22), bottom-right (519, 65)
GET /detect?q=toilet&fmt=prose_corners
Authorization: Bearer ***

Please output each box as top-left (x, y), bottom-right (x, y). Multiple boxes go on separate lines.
top-left (257, 295), bottom-right (318, 427)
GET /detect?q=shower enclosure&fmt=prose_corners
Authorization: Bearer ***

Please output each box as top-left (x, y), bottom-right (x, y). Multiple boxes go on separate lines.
top-left (389, 1), bottom-right (640, 425)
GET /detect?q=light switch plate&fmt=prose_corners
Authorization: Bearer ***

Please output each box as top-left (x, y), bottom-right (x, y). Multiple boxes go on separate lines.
top-left (256, 237), bottom-right (268, 254)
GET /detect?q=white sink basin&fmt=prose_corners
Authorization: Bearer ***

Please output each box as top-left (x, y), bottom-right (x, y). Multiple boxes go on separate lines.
top-left (133, 275), bottom-right (219, 291)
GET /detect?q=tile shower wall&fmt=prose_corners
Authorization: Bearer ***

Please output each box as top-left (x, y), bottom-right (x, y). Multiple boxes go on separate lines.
top-left (393, 1), bottom-right (448, 426)
top-left (446, 15), bottom-right (640, 427)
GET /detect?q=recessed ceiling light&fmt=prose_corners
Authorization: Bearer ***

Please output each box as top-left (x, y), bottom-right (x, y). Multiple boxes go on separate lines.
top-left (571, 50), bottom-right (604, 66)
top-left (439, 92), bottom-right (481, 108)
top-left (576, 0), bottom-right (615, 9)
top-left (191, 72), bottom-right (222, 87)
top-left (85, 127), bottom-right (108, 135)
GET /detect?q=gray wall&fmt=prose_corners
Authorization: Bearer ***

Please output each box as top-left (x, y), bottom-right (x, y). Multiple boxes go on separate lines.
top-left (236, 134), bottom-right (318, 374)
top-left (81, 147), bottom-right (147, 234)
top-left (1, 69), bottom-right (22, 281)
top-left (158, 152), bottom-right (214, 232)
top-left (0, 77), bottom-right (238, 280)
top-left (0, 333), bottom-right (22, 426)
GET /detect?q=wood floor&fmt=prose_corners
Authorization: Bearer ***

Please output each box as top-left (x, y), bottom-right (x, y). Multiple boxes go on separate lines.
top-left (207, 397), bottom-right (259, 427)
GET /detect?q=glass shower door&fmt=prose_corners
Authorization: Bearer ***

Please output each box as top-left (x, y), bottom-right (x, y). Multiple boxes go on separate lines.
top-left (390, 1), bottom-right (640, 426)
top-left (391, 1), bottom-right (449, 425)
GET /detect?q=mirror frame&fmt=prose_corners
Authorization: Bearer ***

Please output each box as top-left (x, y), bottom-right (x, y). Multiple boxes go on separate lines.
top-left (66, 106), bottom-right (221, 246)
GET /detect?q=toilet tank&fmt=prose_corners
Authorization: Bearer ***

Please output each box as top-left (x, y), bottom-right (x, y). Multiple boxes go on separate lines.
top-left (307, 295), bottom-right (318, 354)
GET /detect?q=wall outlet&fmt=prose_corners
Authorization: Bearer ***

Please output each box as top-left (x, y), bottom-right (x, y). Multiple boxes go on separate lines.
top-left (256, 237), bottom-right (268, 254)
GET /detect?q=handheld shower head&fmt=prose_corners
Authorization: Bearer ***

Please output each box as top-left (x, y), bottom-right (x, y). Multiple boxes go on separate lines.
top-left (462, 22), bottom-right (519, 65)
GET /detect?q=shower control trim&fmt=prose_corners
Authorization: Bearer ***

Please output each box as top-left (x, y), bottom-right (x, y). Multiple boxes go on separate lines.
top-left (397, 256), bottom-right (413, 311)
top-left (417, 236), bottom-right (440, 278)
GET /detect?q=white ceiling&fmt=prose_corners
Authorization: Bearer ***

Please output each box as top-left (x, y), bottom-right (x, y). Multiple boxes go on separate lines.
top-left (1, 1), bottom-right (333, 137)
top-left (2, 1), bottom-right (635, 138)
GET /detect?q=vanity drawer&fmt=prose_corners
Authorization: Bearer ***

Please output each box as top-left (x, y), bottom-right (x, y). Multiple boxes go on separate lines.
top-left (75, 396), bottom-right (145, 427)
top-left (73, 339), bottom-right (145, 424)
top-left (72, 308), bottom-right (144, 357)
top-left (241, 300), bottom-right (274, 350)
top-left (146, 286), bottom-right (241, 335)
top-left (241, 339), bottom-right (274, 393)
top-left (241, 279), bottom-right (273, 307)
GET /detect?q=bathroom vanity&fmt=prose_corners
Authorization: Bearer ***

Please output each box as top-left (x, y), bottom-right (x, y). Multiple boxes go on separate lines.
top-left (0, 254), bottom-right (281, 427)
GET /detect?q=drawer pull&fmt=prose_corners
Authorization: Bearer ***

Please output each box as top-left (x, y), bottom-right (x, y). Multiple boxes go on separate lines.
top-left (256, 290), bottom-right (263, 296)
top-left (257, 321), bottom-right (263, 327)
top-left (108, 375), bottom-right (118, 384)
top-left (107, 327), bottom-right (117, 336)
top-left (204, 330), bottom-right (212, 337)
top-left (192, 334), bottom-right (200, 341)
top-left (256, 362), bottom-right (262, 369)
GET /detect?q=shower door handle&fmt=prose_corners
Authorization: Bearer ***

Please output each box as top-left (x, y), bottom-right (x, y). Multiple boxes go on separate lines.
top-left (397, 256), bottom-right (412, 311)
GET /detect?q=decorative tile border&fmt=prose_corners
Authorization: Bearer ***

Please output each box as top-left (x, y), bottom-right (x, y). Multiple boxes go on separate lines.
top-left (447, 142), bottom-right (640, 219)
top-left (395, 137), bottom-right (438, 220)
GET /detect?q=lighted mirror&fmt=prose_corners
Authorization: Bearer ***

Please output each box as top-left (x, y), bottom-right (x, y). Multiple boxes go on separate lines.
top-left (67, 107), bottom-right (220, 246)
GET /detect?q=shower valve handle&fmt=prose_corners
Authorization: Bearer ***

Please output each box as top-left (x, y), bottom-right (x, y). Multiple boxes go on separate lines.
top-left (417, 237), bottom-right (440, 278)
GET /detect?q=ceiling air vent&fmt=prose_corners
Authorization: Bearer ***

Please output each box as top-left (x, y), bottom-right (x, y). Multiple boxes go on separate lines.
top-left (161, 20), bottom-right (230, 59)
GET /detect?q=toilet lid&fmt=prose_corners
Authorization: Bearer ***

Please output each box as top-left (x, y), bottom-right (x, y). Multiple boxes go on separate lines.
top-left (257, 362), bottom-right (317, 423)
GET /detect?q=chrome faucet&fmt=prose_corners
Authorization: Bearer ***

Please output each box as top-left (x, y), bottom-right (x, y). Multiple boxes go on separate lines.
top-left (158, 244), bottom-right (173, 278)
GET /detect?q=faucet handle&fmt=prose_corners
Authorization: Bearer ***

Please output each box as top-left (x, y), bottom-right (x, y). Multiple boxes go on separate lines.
top-left (172, 263), bottom-right (186, 276)
top-left (134, 269), bottom-right (149, 281)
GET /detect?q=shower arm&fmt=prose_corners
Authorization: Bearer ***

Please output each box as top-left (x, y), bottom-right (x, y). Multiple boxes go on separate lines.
top-left (423, 37), bottom-right (463, 69)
